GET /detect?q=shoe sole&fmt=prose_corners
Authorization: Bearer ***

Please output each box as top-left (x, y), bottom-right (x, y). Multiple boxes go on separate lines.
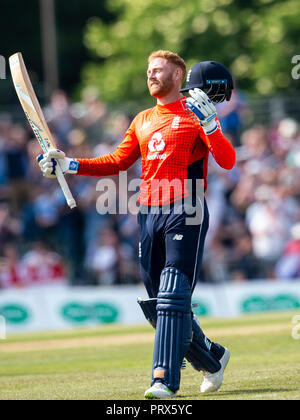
top-left (144, 389), bottom-right (177, 399)
top-left (144, 392), bottom-right (160, 400)
top-left (145, 392), bottom-right (177, 399)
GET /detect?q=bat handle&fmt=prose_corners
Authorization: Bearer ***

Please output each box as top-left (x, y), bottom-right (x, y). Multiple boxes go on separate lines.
top-left (55, 164), bottom-right (77, 209)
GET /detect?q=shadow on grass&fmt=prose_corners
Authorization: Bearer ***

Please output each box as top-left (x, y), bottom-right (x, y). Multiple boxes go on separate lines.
top-left (184, 388), bottom-right (295, 399)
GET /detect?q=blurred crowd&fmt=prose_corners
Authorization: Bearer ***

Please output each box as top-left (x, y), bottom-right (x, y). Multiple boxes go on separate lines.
top-left (0, 88), bottom-right (300, 288)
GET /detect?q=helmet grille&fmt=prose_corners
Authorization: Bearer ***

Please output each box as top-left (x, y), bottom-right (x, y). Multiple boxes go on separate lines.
top-left (203, 83), bottom-right (229, 103)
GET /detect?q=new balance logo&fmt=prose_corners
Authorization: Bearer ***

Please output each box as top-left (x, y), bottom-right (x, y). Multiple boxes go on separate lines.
top-left (141, 121), bottom-right (151, 130)
top-left (173, 234), bottom-right (183, 241)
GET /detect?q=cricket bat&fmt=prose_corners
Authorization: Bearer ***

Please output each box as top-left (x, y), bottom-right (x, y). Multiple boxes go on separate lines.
top-left (9, 52), bottom-right (76, 209)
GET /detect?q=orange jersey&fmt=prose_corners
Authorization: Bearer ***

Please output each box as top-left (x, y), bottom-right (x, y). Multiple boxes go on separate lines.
top-left (77, 98), bottom-right (235, 206)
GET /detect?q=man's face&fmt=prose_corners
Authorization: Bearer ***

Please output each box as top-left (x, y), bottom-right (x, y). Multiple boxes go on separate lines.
top-left (147, 57), bottom-right (178, 98)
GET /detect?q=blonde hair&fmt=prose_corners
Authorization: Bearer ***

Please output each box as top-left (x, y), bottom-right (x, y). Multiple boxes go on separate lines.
top-left (148, 50), bottom-right (186, 83)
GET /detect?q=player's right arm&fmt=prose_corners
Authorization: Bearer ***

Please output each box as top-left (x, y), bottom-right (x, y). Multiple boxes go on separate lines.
top-left (37, 119), bottom-right (141, 178)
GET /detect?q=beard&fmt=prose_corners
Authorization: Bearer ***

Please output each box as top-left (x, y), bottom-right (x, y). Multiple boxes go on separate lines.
top-left (148, 73), bottom-right (174, 98)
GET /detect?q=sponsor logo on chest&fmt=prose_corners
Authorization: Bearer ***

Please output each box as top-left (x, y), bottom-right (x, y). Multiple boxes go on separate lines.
top-left (147, 132), bottom-right (167, 160)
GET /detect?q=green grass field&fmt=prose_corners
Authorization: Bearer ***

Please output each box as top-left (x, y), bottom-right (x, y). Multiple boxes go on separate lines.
top-left (0, 310), bottom-right (299, 400)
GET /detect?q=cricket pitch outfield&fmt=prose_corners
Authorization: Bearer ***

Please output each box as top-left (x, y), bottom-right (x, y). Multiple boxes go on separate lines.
top-left (0, 310), bottom-right (299, 400)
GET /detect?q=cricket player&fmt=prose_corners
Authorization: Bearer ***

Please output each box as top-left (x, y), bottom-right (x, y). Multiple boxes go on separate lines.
top-left (37, 51), bottom-right (236, 399)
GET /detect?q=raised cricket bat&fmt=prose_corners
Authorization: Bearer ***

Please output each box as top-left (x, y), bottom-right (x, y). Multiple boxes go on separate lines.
top-left (9, 52), bottom-right (76, 209)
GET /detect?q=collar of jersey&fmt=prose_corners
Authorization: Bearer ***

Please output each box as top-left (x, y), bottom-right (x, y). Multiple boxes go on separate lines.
top-left (156, 97), bottom-right (186, 113)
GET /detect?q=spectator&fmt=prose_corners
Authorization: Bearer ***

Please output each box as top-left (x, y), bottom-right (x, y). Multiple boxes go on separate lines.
top-left (4, 124), bottom-right (29, 211)
top-left (0, 243), bottom-right (24, 288)
top-left (0, 203), bottom-right (22, 252)
top-left (21, 241), bottom-right (65, 286)
top-left (76, 87), bottom-right (109, 145)
top-left (45, 90), bottom-right (74, 147)
top-left (0, 241), bottom-right (65, 288)
top-left (275, 223), bottom-right (300, 280)
top-left (228, 234), bottom-right (263, 281)
top-left (216, 89), bottom-right (248, 146)
top-left (88, 226), bottom-right (120, 285)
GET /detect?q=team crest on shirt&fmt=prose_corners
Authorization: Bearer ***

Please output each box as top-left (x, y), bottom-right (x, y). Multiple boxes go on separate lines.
top-left (171, 116), bottom-right (181, 129)
top-left (147, 132), bottom-right (166, 160)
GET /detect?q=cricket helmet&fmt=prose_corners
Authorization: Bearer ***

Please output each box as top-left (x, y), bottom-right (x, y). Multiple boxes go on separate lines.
top-left (180, 61), bottom-right (234, 103)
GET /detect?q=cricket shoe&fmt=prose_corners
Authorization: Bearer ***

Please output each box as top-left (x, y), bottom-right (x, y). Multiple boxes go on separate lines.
top-left (200, 348), bottom-right (230, 393)
top-left (144, 382), bottom-right (177, 399)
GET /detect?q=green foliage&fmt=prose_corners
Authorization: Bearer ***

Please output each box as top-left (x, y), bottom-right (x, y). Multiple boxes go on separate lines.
top-left (81, 0), bottom-right (300, 111)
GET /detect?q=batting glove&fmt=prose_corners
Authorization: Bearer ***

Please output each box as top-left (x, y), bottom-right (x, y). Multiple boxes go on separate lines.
top-left (186, 88), bottom-right (218, 135)
top-left (37, 149), bottom-right (79, 178)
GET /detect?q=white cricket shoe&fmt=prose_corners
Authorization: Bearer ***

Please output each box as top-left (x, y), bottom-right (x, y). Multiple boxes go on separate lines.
top-left (144, 382), bottom-right (177, 399)
top-left (200, 348), bottom-right (230, 393)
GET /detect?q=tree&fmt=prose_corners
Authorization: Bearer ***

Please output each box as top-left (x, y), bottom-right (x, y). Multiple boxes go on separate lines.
top-left (81, 0), bottom-right (300, 112)
top-left (0, 0), bottom-right (115, 106)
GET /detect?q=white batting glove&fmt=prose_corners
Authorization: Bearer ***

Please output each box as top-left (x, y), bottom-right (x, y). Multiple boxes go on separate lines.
top-left (36, 149), bottom-right (79, 178)
top-left (186, 88), bottom-right (218, 135)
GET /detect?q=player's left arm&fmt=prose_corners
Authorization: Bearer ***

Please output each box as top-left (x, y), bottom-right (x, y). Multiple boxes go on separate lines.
top-left (186, 88), bottom-right (236, 170)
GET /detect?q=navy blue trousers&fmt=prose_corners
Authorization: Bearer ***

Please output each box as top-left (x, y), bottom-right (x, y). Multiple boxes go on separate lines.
top-left (138, 198), bottom-right (209, 297)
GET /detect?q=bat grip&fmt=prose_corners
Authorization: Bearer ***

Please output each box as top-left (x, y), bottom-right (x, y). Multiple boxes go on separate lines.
top-left (55, 164), bottom-right (77, 209)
